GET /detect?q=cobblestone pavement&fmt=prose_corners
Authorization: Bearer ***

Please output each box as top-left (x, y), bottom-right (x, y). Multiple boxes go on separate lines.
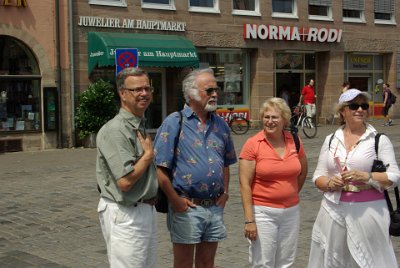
top-left (0, 119), bottom-right (399, 267)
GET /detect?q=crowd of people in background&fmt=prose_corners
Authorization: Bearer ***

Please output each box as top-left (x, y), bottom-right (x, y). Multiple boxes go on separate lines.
top-left (95, 67), bottom-right (399, 268)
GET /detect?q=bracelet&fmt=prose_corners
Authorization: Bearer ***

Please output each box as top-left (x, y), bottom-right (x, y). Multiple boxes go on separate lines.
top-left (244, 220), bottom-right (255, 224)
top-left (326, 178), bottom-right (333, 192)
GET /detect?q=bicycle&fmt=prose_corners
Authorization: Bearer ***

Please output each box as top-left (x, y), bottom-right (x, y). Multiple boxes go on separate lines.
top-left (290, 105), bottom-right (317, 138)
top-left (217, 107), bottom-right (250, 135)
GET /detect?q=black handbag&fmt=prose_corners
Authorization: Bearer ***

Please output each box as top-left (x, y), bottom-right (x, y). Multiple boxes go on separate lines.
top-left (372, 133), bottom-right (400, 237)
top-left (155, 111), bottom-right (182, 213)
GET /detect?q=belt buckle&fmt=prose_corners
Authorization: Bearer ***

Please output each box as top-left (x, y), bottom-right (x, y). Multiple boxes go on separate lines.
top-left (343, 184), bottom-right (360, 192)
top-left (200, 199), bottom-right (213, 207)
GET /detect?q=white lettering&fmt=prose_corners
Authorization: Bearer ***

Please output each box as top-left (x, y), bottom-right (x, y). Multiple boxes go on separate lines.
top-left (258, 25), bottom-right (268, 40)
top-left (90, 51), bottom-right (104, 58)
top-left (291, 27), bottom-right (300, 41)
top-left (269, 25), bottom-right (278, 40)
top-left (307, 28), bottom-right (318, 42)
top-left (317, 28), bottom-right (328, 42)
top-left (77, 16), bottom-right (186, 32)
top-left (327, 29), bottom-right (338, 42)
top-left (279, 26), bottom-right (291, 40)
top-left (243, 24), bottom-right (342, 43)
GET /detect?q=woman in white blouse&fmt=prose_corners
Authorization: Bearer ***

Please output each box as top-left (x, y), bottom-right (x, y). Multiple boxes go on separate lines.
top-left (308, 88), bottom-right (399, 268)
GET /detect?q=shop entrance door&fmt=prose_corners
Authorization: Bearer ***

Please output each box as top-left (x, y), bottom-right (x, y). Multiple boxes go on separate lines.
top-left (349, 77), bottom-right (369, 92)
top-left (146, 69), bottom-right (166, 132)
top-left (276, 73), bottom-right (301, 108)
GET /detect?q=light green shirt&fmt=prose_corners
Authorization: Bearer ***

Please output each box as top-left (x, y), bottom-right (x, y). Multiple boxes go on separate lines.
top-left (96, 108), bottom-right (157, 206)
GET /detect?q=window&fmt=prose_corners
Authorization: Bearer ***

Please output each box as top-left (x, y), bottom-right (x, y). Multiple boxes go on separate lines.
top-left (0, 36), bottom-right (41, 132)
top-left (309, 0), bottom-right (332, 20)
top-left (232, 0), bottom-right (260, 16)
top-left (374, 0), bottom-right (395, 24)
top-left (189, 0), bottom-right (220, 13)
top-left (343, 0), bottom-right (364, 22)
top-left (272, 0), bottom-right (297, 18)
top-left (198, 50), bottom-right (249, 106)
top-left (142, 0), bottom-right (175, 10)
top-left (89, 0), bottom-right (127, 7)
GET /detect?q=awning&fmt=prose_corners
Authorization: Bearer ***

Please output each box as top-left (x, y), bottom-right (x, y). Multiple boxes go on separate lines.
top-left (88, 32), bottom-right (199, 75)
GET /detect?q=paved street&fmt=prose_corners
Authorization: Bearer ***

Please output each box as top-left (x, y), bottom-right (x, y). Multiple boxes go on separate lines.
top-left (0, 119), bottom-right (399, 267)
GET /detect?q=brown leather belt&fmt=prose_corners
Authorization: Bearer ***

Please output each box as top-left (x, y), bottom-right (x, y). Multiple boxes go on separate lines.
top-left (186, 197), bottom-right (218, 208)
top-left (135, 197), bottom-right (158, 206)
top-left (342, 184), bottom-right (373, 192)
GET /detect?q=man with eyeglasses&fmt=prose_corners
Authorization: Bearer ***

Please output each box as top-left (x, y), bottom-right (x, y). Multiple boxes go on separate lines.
top-left (154, 68), bottom-right (237, 268)
top-left (96, 67), bottom-right (158, 267)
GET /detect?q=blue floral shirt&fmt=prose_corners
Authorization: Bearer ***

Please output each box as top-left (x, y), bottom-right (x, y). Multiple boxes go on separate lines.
top-left (154, 105), bottom-right (237, 199)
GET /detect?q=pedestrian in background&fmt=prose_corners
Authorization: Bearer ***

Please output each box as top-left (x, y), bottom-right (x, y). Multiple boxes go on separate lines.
top-left (308, 89), bottom-right (399, 268)
top-left (341, 81), bottom-right (350, 93)
top-left (154, 68), bottom-right (237, 268)
top-left (383, 82), bottom-right (393, 126)
top-left (239, 97), bottom-right (308, 267)
top-left (96, 68), bottom-right (158, 267)
top-left (298, 79), bottom-right (316, 119)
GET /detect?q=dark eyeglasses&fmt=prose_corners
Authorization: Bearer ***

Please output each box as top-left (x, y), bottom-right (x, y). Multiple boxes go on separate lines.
top-left (124, 86), bottom-right (154, 94)
top-left (200, 87), bottom-right (220, 96)
top-left (347, 103), bottom-right (369, 111)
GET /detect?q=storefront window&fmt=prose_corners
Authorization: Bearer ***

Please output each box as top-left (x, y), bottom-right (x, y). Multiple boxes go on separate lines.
top-left (0, 36), bottom-right (41, 132)
top-left (276, 53), bottom-right (303, 69)
top-left (198, 50), bottom-right (248, 106)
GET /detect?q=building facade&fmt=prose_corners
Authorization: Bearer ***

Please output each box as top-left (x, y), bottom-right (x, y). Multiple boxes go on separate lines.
top-left (1, 0), bottom-right (399, 150)
top-left (0, 0), bottom-right (71, 151)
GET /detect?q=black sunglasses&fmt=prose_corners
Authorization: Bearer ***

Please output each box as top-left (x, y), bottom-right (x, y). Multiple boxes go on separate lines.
top-left (200, 87), bottom-right (220, 95)
top-left (347, 103), bottom-right (369, 111)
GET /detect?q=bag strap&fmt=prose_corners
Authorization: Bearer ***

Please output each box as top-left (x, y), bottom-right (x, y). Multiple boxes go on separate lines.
top-left (378, 133), bottom-right (400, 213)
top-left (290, 129), bottom-right (300, 153)
top-left (375, 133), bottom-right (382, 159)
top-left (328, 130), bottom-right (337, 150)
top-left (169, 111), bottom-right (183, 182)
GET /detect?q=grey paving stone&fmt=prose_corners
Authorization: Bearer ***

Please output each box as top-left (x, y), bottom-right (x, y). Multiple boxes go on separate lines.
top-left (0, 120), bottom-right (398, 267)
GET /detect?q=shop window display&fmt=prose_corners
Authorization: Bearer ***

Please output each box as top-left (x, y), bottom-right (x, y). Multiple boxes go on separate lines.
top-left (0, 36), bottom-right (41, 132)
top-left (198, 50), bottom-right (247, 106)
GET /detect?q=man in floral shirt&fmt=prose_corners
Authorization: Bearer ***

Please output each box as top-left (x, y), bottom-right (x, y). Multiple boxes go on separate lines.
top-left (154, 68), bottom-right (237, 268)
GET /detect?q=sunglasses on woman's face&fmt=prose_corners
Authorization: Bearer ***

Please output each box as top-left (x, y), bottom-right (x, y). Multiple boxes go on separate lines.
top-left (347, 103), bottom-right (369, 111)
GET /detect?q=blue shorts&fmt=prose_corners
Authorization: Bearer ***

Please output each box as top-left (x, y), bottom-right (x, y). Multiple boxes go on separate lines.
top-left (167, 205), bottom-right (226, 244)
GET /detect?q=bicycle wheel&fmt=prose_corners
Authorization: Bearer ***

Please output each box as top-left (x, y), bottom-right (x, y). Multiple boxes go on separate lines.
top-left (301, 116), bottom-right (317, 138)
top-left (230, 117), bottom-right (250, 135)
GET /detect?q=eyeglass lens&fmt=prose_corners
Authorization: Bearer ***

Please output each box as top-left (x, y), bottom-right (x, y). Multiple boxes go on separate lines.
top-left (204, 87), bottom-right (220, 95)
top-left (348, 103), bottom-right (369, 110)
top-left (126, 86), bottom-right (153, 93)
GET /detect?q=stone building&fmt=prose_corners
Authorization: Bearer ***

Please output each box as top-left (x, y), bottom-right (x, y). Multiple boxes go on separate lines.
top-left (0, 0), bottom-right (71, 151)
top-left (1, 0), bottom-right (399, 150)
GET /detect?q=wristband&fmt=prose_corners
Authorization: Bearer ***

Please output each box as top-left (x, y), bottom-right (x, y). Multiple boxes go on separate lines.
top-left (245, 220), bottom-right (255, 224)
top-left (326, 178), bottom-right (333, 192)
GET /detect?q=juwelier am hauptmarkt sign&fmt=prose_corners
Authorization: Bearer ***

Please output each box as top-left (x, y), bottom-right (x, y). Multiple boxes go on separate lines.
top-left (78, 16), bottom-right (186, 32)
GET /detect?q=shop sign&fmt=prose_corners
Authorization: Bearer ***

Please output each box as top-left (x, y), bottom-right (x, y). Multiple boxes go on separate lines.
top-left (348, 55), bottom-right (372, 70)
top-left (244, 24), bottom-right (342, 43)
top-left (1, 0), bottom-right (27, 7)
top-left (216, 108), bottom-right (250, 121)
top-left (78, 16), bottom-right (186, 32)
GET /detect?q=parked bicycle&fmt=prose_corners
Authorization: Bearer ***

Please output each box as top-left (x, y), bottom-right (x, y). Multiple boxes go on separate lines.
top-left (290, 105), bottom-right (317, 138)
top-left (217, 107), bottom-right (250, 135)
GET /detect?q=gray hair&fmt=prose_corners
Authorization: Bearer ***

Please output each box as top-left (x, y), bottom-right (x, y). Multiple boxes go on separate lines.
top-left (260, 97), bottom-right (292, 128)
top-left (182, 68), bottom-right (214, 103)
top-left (116, 67), bottom-right (148, 91)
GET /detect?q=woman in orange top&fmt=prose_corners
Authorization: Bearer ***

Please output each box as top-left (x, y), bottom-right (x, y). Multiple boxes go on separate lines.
top-left (239, 97), bottom-right (308, 267)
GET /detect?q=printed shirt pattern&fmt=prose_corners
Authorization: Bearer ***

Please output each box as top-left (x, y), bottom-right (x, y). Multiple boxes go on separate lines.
top-left (154, 106), bottom-right (237, 199)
